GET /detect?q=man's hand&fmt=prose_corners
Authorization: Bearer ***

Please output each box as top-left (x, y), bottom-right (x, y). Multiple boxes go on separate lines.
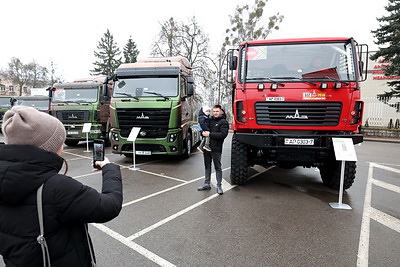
top-left (202, 131), bottom-right (210, 137)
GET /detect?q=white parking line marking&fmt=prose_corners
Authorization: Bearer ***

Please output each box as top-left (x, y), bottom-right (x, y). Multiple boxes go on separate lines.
top-left (68, 157), bottom-right (89, 161)
top-left (357, 162), bottom-right (374, 267)
top-left (122, 167), bottom-right (230, 207)
top-left (92, 223), bottom-right (176, 267)
top-left (127, 191), bottom-right (224, 240)
top-left (357, 162), bottom-right (400, 267)
top-left (370, 207), bottom-right (400, 234)
top-left (63, 151), bottom-right (91, 159)
top-left (137, 169), bottom-right (187, 183)
top-left (126, 166), bottom-right (273, 241)
top-left (367, 162), bottom-right (400, 168)
top-left (372, 178), bottom-right (400, 194)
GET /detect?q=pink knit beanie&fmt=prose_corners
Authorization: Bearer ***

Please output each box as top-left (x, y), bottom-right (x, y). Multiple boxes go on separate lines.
top-left (2, 106), bottom-right (66, 153)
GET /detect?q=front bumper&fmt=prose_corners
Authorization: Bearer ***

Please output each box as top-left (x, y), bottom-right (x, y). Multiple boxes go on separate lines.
top-left (64, 123), bottom-right (103, 140)
top-left (110, 128), bottom-right (183, 155)
top-left (235, 132), bottom-right (363, 149)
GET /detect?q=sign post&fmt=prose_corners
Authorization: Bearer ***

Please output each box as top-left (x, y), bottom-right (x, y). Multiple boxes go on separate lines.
top-left (329, 138), bottom-right (357, 210)
top-left (82, 123), bottom-right (92, 152)
top-left (127, 127), bottom-right (141, 171)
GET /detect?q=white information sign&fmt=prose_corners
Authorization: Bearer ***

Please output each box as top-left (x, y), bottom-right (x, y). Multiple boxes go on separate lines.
top-left (128, 127), bottom-right (141, 142)
top-left (332, 138), bottom-right (357, 161)
top-left (82, 123), bottom-right (92, 133)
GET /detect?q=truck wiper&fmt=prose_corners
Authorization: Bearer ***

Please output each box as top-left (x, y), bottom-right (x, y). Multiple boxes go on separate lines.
top-left (246, 78), bottom-right (285, 86)
top-left (54, 100), bottom-right (74, 105)
top-left (270, 76), bottom-right (317, 86)
top-left (302, 76), bottom-right (349, 86)
top-left (144, 91), bottom-right (170, 100)
top-left (115, 92), bottom-right (139, 100)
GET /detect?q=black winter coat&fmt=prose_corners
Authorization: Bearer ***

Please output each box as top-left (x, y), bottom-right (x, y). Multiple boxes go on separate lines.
top-left (209, 114), bottom-right (229, 153)
top-left (0, 145), bottom-right (123, 267)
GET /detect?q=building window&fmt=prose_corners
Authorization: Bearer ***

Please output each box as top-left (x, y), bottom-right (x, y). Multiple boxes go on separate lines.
top-left (9, 85), bottom-right (14, 92)
top-left (0, 84), bottom-right (5, 91)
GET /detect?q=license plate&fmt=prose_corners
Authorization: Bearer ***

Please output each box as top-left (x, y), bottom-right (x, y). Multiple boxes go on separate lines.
top-left (284, 138), bottom-right (314, 145)
top-left (67, 131), bottom-right (79, 135)
top-left (136, 151), bottom-right (151, 155)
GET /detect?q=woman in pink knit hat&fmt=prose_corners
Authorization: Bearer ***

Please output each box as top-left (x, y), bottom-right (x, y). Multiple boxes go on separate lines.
top-left (0, 106), bottom-right (123, 267)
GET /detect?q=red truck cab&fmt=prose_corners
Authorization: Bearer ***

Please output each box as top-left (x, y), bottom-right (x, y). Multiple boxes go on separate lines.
top-left (228, 37), bottom-right (368, 189)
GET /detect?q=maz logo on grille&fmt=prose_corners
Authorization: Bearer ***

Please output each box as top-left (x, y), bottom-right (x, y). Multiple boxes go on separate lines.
top-left (68, 114), bottom-right (78, 119)
top-left (285, 109), bottom-right (308, 120)
top-left (136, 113), bottom-right (149, 119)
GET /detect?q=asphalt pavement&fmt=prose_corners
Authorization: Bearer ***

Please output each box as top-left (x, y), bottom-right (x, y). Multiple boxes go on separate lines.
top-left (0, 134), bottom-right (399, 266)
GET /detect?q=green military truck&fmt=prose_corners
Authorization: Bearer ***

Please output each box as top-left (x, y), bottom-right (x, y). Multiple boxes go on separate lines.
top-left (50, 77), bottom-right (111, 146)
top-left (103, 56), bottom-right (200, 158)
top-left (13, 95), bottom-right (51, 113)
top-left (0, 96), bottom-right (13, 132)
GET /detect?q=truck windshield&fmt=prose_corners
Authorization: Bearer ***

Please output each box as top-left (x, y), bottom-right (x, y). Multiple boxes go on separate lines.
top-left (113, 77), bottom-right (178, 98)
top-left (0, 98), bottom-right (12, 108)
top-left (14, 100), bottom-right (49, 111)
top-left (243, 42), bottom-right (356, 82)
top-left (52, 88), bottom-right (98, 103)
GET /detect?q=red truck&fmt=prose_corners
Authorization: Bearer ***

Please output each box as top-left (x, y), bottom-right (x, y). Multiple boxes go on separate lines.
top-left (227, 37), bottom-right (368, 190)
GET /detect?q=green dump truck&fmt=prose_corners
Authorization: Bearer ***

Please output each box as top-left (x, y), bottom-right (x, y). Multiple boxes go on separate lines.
top-left (103, 56), bottom-right (200, 158)
top-left (50, 77), bottom-right (111, 146)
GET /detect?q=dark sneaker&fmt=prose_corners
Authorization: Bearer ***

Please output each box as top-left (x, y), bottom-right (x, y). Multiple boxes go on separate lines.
top-left (197, 184), bottom-right (211, 191)
top-left (203, 145), bottom-right (212, 152)
top-left (217, 186), bottom-right (223, 195)
top-left (196, 146), bottom-right (204, 153)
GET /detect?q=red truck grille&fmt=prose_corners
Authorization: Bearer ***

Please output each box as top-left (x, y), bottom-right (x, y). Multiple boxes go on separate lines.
top-left (255, 101), bottom-right (342, 126)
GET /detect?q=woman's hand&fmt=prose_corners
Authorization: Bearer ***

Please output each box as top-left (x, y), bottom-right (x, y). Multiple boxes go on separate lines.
top-left (93, 157), bottom-right (111, 169)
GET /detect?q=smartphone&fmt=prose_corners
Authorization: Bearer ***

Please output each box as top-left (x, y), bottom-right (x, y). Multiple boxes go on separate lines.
top-left (93, 139), bottom-right (105, 169)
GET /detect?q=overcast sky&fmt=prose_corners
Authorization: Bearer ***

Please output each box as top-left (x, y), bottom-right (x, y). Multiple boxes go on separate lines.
top-left (0, 0), bottom-right (387, 82)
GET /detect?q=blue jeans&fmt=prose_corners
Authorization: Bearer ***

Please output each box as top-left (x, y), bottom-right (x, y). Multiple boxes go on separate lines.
top-left (203, 151), bottom-right (222, 186)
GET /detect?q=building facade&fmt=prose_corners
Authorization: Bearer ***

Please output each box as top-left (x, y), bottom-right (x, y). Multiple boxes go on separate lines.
top-left (361, 51), bottom-right (400, 128)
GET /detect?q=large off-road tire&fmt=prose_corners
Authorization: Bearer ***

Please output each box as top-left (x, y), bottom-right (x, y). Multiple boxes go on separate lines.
top-left (319, 161), bottom-right (357, 190)
top-left (64, 140), bottom-right (79, 146)
top-left (181, 132), bottom-right (192, 159)
top-left (230, 135), bottom-right (249, 185)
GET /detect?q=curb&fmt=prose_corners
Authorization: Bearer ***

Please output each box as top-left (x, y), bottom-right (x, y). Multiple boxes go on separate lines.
top-left (363, 137), bottom-right (400, 143)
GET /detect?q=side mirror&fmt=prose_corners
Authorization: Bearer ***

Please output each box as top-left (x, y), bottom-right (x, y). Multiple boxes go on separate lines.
top-left (187, 83), bottom-right (194, 97)
top-left (187, 76), bottom-right (194, 97)
top-left (359, 61), bottom-right (364, 74)
top-left (229, 56), bottom-right (238, 70)
top-left (46, 87), bottom-right (55, 98)
top-left (10, 97), bottom-right (17, 106)
top-left (101, 76), bottom-right (112, 102)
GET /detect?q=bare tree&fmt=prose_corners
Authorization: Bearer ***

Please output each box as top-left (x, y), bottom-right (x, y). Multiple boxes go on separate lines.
top-left (3, 58), bottom-right (31, 96)
top-left (222, 0), bottom-right (283, 52)
top-left (151, 17), bottom-right (180, 57)
top-left (151, 17), bottom-right (215, 107)
top-left (28, 60), bottom-right (49, 88)
top-left (48, 60), bottom-right (63, 85)
top-left (0, 58), bottom-right (58, 95)
top-left (217, 0), bottom-right (284, 117)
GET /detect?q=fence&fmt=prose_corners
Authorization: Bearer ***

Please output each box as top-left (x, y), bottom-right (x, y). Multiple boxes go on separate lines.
top-left (363, 96), bottom-right (400, 128)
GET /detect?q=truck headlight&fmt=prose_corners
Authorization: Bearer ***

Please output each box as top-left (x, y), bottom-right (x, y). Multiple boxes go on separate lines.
top-left (112, 132), bottom-right (119, 141)
top-left (168, 133), bottom-right (177, 142)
